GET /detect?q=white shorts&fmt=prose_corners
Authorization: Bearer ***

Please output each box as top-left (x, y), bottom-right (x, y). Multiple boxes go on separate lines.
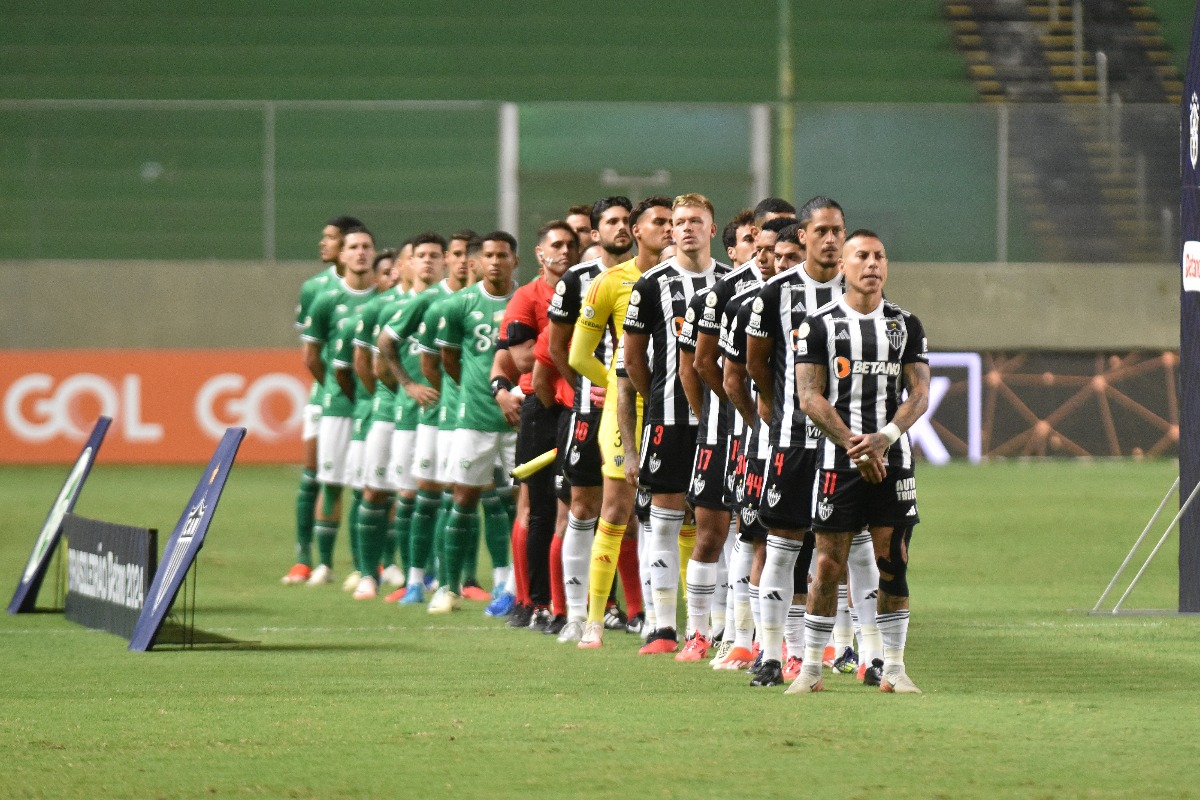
top-left (412, 424), bottom-right (441, 484)
top-left (436, 428), bottom-right (455, 484)
top-left (302, 403), bottom-right (322, 441)
top-left (447, 428), bottom-right (517, 487)
top-left (316, 415), bottom-right (352, 485)
top-left (344, 438), bottom-right (365, 489)
top-left (362, 420), bottom-right (395, 492)
top-left (388, 428), bottom-right (419, 492)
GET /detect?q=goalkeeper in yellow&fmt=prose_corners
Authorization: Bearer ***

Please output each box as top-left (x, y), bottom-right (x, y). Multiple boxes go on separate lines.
top-left (567, 195), bottom-right (674, 648)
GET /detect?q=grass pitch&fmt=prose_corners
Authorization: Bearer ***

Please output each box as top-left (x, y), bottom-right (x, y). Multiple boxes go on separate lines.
top-left (2, 459), bottom-right (1198, 799)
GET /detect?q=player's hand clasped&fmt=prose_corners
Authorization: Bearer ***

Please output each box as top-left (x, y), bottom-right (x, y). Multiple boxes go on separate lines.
top-left (846, 432), bottom-right (889, 484)
top-left (405, 383), bottom-right (439, 409)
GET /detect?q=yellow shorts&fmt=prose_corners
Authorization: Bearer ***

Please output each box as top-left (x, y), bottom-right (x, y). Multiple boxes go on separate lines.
top-left (598, 394), bottom-right (643, 481)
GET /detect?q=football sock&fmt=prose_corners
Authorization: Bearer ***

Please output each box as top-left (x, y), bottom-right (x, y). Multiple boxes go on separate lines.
top-left (444, 502), bottom-right (477, 594)
top-left (617, 526), bottom-right (643, 618)
top-left (711, 525), bottom-right (735, 636)
top-left (785, 602), bottom-right (806, 659)
top-left (408, 490), bottom-right (440, 587)
top-left (562, 514), bottom-right (596, 622)
top-left (802, 613), bottom-right (836, 682)
top-left (511, 519), bottom-right (530, 606)
top-left (684, 559), bottom-right (717, 639)
top-left (294, 469), bottom-right (319, 567)
top-left (482, 494), bottom-right (512, 574)
top-left (314, 519), bottom-right (338, 569)
top-left (461, 510), bottom-right (481, 584)
top-left (648, 506), bottom-right (685, 633)
top-left (834, 584), bottom-right (853, 653)
top-left (348, 489), bottom-right (363, 574)
top-left (848, 530), bottom-right (882, 665)
top-left (637, 517), bottom-right (656, 632)
top-left (586, 517), bottom-right (624, 625)
top-left (730, 539), bottom-right (754, 650)
top-left (678, 521), bottom-right (696, 590)
top-left (878, 609), bottom-right (911, 681)
top-left (356, 498), bottom-right (390, 577)
top-left (759, 535), bottom-right (802, 664)
top-left (748, 583), bottom-right (761, 642)
top-left (393, 495), bottom-right (416, 574)
top-left (549, 535), bottom-right (566, 617)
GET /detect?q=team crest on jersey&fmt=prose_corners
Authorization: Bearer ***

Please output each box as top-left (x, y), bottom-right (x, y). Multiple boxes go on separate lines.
top-left (726, 473), bottom-right (736, 492)
top-left (740, 507), bottom-right (757, 525)
top-left (555, 281), bottom-right (567, 295)
top-left (766, 487), bottom-right (781, 507)
top-left (569, 449), bottom-right (580, 465)
top-left (751, 298), bottom-right (764, 313)
top-left (648, 456), bottom-right (662, 473)
top-left (817, 500), bottom-right (834, 521)
top-left (885, 319), bottom-right (904, 351)
top-left (705, 292), bottom-right (718, 308)
top-left (614, 455), bottom-right (624, 466)
top-left (630, 289), bottom-right (641, 305)
top-left (735, 483), bottom-right (745, 503)
top-left (692, 476), bottom-right (705, 495)
top-left (685, 307), bottom-right (695, 322)
top-left (470, 310), bottom-right (484, 321)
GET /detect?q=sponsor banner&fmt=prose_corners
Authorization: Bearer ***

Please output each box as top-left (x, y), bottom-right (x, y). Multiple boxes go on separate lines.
top-left (1179, 5), bottom-right (1200, 611)
top-left (1185, 240), bottom-right (1200, 293)
top-left (64, 514), bottom-right (157, 640)
top-left (7, 417), bottom-right (110, 614)
top-left (0, 350), bottom-right (309, 464)
top-left (129, 427), bottom-right (245, 651)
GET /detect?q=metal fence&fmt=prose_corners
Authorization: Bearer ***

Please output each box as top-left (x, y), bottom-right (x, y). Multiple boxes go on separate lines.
top-left (0, 99), bottom-right (1179, 263)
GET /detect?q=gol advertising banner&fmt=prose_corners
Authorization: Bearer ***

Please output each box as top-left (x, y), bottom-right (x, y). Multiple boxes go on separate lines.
top-left (1, 350), bottom-right (310, 464)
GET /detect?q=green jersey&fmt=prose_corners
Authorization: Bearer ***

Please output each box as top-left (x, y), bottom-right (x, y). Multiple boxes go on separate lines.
top-left (419, 294), bottom-right (461, 432)
top-left (296, 265), bottom-right (339, 405)
top-left (302, 280), bottom-right (376, 419)
top-left (353, 288), bottom-right (402, 426)
top-left (385, 280), bottom-right (452, 428)
top-left (434, 283), bottom-right (515, 433)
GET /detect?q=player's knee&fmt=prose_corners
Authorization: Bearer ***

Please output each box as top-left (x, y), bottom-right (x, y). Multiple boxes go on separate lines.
top-left (875, 526), bottom-right (912, 597)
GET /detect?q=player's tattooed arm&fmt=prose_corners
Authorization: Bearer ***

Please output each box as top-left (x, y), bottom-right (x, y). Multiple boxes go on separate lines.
top-left (795, 363), bottom-right (854, 449)
top-left (845, 362), bottom-right (930, 465)
top-left (379, 332), bottom-right (437, 407)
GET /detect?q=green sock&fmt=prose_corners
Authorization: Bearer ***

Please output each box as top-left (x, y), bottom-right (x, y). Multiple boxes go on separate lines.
top-left (393, 496), bottom-right (416, 573)
top-left (314, 519), bottom-right (339, 568)
top-left (357, 499), bottom-right (390, 578)
top-left (445, 503), bottom-right (478, 594)
top-left (481, 490), bottom-right (512, 569)
top-left (431, 492), bottom-right (452, 579)
top-left (482, 489), bottom-right (511, 568)
top-left (497, 485), bottom-right (516, 529)
top-left (348, 489), bottom-right (364, 573)
top-left (294, 469), bottom-right (319, 566)
top-left (410, 490), bottom-right (440, 582)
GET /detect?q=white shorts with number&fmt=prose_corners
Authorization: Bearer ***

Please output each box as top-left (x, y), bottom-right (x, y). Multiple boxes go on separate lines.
top-left (411, 424), bottom-right (441, 484)
top-left (446, 428), bottom-right (517, 487)
top-left (389, 428), bottom-right (419, 492)
top-left (317, 415), bottom-right (353, 485)
top-left (302, 403), bottom-right (322, 441)
top-left (362, 420), bottom-right (395, 492)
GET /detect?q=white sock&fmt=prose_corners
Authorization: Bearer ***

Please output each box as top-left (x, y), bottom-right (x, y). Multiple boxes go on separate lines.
top-left (834, 584), bottom-right (853, 653)
top-left (878, 609), bottom-right (910, 679)
top-left (758, 535), bottom-right (800, 664)
top-left (848, 530), bottom-right (881, 664)
top-left (492, 566), bottom-right (510, 592)
top-left (562, 513), bottom-right (596, 622)
top-left (504, 567), bottom-right (516, 594)
top-left (785, 601), bottom-right (806, 659)
top-left (748, 583), bottom-right (761, 646)
top-left (802, 613), bottom-right (835, 680)
top-left (711, 526), bottom-right (735, 635)
top-left (637, 518), bottom-right (656, 632)
top-left (648, 506), bottom-right (684, 633)
top-left (407, 566), bottom-right (425, 588)
top-left (685, 559), bottom-right (717, 638)
top-left (730, 538), bottom-right (754, 650)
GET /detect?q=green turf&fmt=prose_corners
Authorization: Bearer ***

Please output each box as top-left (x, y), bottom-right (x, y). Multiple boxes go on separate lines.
top-left (1, 460), bottom-right (1197, 798)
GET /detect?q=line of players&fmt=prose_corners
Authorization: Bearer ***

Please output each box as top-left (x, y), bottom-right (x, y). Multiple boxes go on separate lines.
top-left (286, 192), bottom-right (931, 694)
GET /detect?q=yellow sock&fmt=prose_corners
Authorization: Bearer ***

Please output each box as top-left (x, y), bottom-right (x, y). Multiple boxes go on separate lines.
top-left (678, 522), bottom-right (697, 589)
top-left (587, 517), bottom-right (625, 624)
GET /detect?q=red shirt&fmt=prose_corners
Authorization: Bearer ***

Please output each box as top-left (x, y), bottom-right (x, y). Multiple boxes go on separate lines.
top-left (500, 276), bottom-right (555, 395)
top-left (534, 324), bottom-right (574, 409)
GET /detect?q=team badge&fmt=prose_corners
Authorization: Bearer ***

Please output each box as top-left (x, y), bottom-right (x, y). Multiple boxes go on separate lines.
top-left (555, 281), bottom-right (567, 295)
top-left (705, 292), bottom-right (718, 308)
top-left (817, 501), bottom-right (834, 521)
top-left (884, 319), bottom-right (904, 351)
top-left (692, 476), bottom-right (705, 495)
top-left (766, 487), bottom-right (781, 507)
top-left (685, 307), bottom-right (695, 322)
top-left (630, 290), bottom-right (641, 305)
top-left (582, 306), bottom-right (595, 319)
top-left (751, 298), bottom-right (764, 313)
top-left (648, 456), bottom-right (662, 473)
top-left (740, 507), bottom-right (757, 525)
top-left (569, 450), bottom-right (580, 465)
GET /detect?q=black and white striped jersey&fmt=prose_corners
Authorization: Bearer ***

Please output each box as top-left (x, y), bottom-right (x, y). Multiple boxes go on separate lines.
top-left (548, 258), bottom-right (609, 415)
top-left (624, 257), bottom-right (731, 427)
top-left (796, 297), bottom-right (929, 470)
top-left (678, 288), bottom-right (727, 447)
top-left (744, 263), bottom-right (844, 450)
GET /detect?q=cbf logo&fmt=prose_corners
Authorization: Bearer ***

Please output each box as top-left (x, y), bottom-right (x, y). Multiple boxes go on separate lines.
top-left (1191, 92), bottom-right (1199, 170)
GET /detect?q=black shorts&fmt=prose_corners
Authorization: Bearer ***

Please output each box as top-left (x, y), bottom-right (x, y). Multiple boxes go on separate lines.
top-left (722, 433), bottom-right (742, 507)
top-left (735, 456), bottom-right (768, 541)
top-left (635, 484), bottom-right (652, 523)
top-left (686, 436), bottom-right (729, 511)
top-left (554, 408), bottom-right (574, 503)
top-left (758, 445), bottom-right (819, 531)
top-left (516, 395), bottom-right (562, 495)
top-left (562, 410), bottom-right (603, 488)
top-left (639, 421), bottom-right (698, 495)
top-left (811, 466), bottom-right (920, 533)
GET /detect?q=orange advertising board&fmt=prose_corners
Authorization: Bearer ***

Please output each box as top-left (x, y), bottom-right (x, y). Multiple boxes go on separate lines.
top-left (0, 350), bottom-right (312, 464)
